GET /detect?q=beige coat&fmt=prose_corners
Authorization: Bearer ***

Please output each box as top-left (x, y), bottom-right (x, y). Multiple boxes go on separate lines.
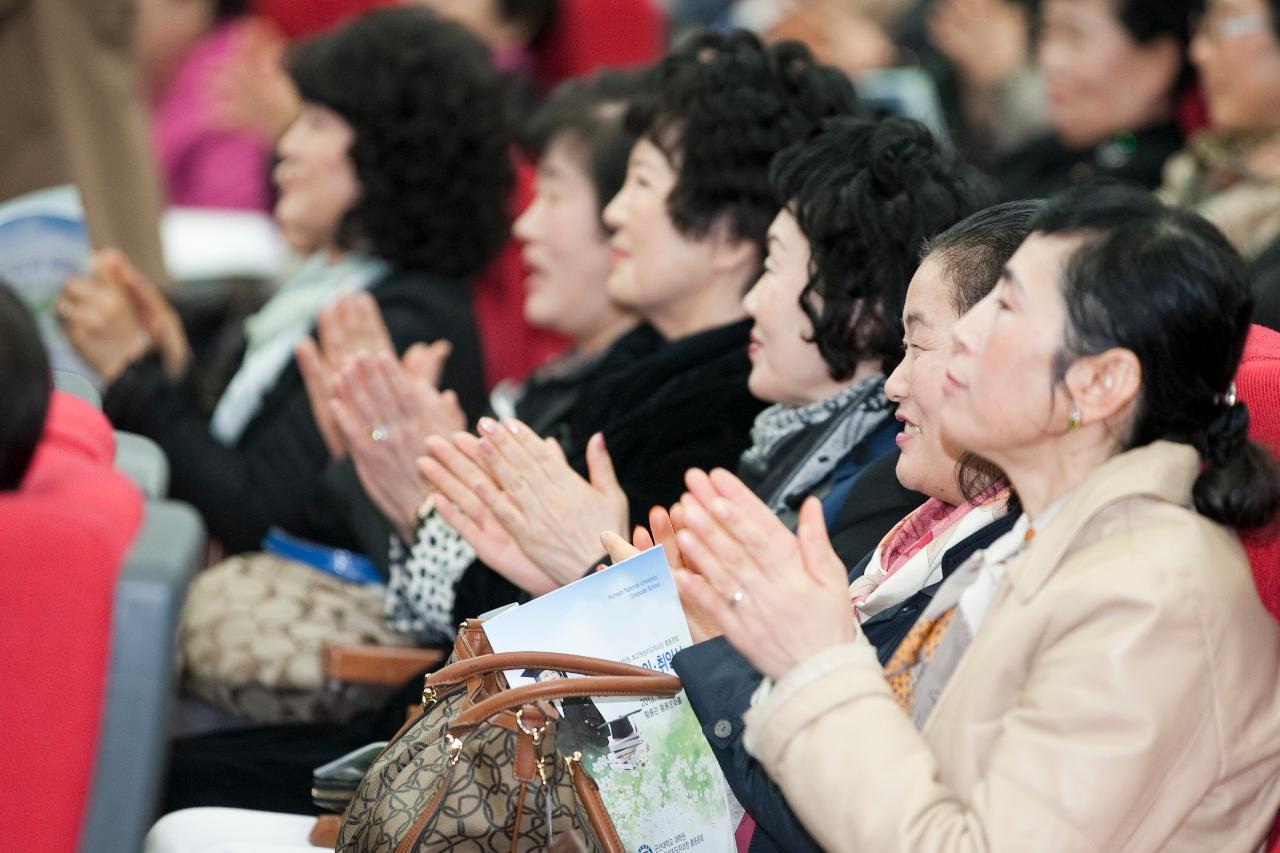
top-left (0, 0), bottom-right (168, 285)
top-left (744, 441), bottom-right (1280, 852)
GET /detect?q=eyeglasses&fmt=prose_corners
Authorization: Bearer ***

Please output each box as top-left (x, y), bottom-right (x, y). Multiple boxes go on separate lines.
top-left (1191, 10), bottom-right (1274, 42)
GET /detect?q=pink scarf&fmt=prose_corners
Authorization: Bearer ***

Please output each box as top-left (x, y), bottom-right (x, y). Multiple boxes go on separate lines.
top-left (851, 483), bottom-right (1009, 615)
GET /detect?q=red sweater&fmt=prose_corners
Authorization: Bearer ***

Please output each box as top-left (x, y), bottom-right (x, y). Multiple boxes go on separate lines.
top-left (0, 393), bottom-right (144, 853)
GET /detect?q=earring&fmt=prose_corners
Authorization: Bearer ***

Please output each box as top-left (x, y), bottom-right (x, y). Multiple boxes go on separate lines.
top-left (1067, 406), bottom-right (1082, 430)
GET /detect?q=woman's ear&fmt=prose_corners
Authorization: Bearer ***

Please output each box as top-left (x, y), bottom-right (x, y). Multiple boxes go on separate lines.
top-left (1065, 347), bottom-right (1142, 427)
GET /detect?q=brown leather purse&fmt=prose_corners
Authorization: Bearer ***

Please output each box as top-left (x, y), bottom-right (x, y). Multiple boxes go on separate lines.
top-left (336, 620), bottom-right (682, 853)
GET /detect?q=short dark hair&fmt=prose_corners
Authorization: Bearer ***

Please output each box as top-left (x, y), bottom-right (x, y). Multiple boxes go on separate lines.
top-left (1034, 184), bottom-right (1280, 530)
top-left (923, 199), bottom-right (1046, 316)
top-left (1112, 0), bottom-right (1199, 93)
top-left (500, 0), bottom-right (558, 46)
top-left (524, 69), bottom-right (644, 224)
top-left (922, 200), bottom-right (1044, 508)
top-left (769, 115), bottom-right (995, 379)
top-left (625, 30), bottom-right (860, 260)
top-left (289, 7), bottom-right (514, 280)
top-left (0, 283), bottom-right (50, 491)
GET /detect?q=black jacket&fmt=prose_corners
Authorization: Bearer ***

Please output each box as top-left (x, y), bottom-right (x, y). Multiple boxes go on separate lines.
top-left (992, 122), bottom-right (1183, 202)
top-left (104, 269), bottom-right (487, 554)
top-left (673, 497), bottom-right (1018, 853)
top-left (452, 320), bottom-right (765, 623)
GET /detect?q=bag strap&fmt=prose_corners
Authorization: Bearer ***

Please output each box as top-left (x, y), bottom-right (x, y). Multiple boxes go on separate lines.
top-left (448, 672), bottom-right (681, 735)
top-left (428, 651), bottom-right (663, 689)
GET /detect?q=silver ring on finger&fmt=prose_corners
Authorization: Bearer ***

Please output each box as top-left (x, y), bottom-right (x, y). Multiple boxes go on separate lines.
top-left (370, 425), bottom-right (389, 442)
top-left (727, 588), bottom-right (745, 607)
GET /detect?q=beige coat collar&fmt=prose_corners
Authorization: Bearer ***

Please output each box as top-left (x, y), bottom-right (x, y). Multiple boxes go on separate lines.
top-left (1005, 440), bottom-right (1201, 602)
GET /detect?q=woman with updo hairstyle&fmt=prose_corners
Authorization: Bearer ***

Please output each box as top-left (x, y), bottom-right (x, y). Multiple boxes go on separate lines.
top-left (675, 184), bottom-right (1280, 851)
top-left (59, 6), bottom-right (507, 554)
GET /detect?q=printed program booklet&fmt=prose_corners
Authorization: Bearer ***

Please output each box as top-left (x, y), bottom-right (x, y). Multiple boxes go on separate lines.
top-left (0, 185), bottom-right (95, 376)
top-left (481, 546), bottom-right (735, 853)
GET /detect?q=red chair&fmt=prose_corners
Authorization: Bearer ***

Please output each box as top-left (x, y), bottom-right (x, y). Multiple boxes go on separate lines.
top-left (250, 0), bottom-right (394, 39)
top-left (1235, 325), bottom-right (1280, 853)
top-left (1236, 325), bottom-right (1280, 620)
top-left (533, 0), bottom-right (667, 92)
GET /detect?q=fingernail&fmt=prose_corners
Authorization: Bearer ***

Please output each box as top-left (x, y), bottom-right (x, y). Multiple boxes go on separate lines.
top-left (477, 417), bottom-right (497, 435)
top-left (505, 420), bottom-right (521, 435)
top-left (711, 498), bottom-right (730, 519)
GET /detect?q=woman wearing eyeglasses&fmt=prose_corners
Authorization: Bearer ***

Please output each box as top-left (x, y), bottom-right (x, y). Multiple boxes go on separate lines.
top-left (1163, 0), bottom-right (1280, 324)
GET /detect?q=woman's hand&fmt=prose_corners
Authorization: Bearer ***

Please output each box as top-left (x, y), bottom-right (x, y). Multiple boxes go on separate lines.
top-left (101, 249), bottom-right (191, 379)
top-left (673, 468), bottom-right (855, 681)
top-left (58, 251), bottom-right (156, 383)
top-left (209, 18), bottom-right (301, 143)
top-left (927, 0), bottom-right (1031, 91)
top-left (418, 433), bottom-right (559, 596)
top-left (472, 418), bottom-right (629, 586)
top-left (295, 292), bottom-right (397, 459)
top-left (601, 504), bottom-right (722, 643)
top-left (330, 350), bottom-right (464, 541)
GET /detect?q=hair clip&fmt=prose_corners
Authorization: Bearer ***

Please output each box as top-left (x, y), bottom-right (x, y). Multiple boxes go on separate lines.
top-left (1216, 382), bottom-right (1238, 407)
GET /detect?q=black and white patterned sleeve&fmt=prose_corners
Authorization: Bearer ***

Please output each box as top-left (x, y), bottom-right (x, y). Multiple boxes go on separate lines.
top-left (384, 510), bottom-right (477, 642)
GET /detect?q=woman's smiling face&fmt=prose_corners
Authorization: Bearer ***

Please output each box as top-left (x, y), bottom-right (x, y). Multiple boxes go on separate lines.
top-left (884, 255), bottom-right (968, 504)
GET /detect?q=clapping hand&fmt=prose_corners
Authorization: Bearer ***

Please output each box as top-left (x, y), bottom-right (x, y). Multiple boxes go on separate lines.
top-left (673, 468), bottom-right (855, 681)
top-left (58, 249), bottom-right (184, 382)
top-left (470, 419), bottom-right (630, 587)
top-left (928, 0), bottom-right (1031, 91)
top-left (419, 432), bottom-right (560, 596)
top-left (209, 18), bottom-right (300, 143)
top-left (601, 504), bottom-right (724, 643)
top-left (321, 346), bottom-right (459, 540)
top-left (295, 292), bottom-right (396, 458)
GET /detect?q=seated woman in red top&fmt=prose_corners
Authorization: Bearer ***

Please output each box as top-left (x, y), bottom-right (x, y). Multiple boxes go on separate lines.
top-left (0, 283), bottom-right (144, 853)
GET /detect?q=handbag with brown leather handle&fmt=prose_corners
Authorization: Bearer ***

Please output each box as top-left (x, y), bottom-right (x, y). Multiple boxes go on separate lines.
top-left (335, 619), bottom-right (682, 853)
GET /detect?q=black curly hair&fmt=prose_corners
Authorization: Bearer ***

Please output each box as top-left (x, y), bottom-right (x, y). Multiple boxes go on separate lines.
top-left (288, 7), bottom-right (514, 280)
top-left (625, 30), bottom-right (860, 261)
top-left (0, 282), bottom-right (50, 491)
top-left (524, 69), bottom-right (644, 224)
top-left (769, 116), bottom-right (995, 379)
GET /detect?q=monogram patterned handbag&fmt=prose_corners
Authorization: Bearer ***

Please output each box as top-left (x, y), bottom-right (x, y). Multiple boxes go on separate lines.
top-left (336, 620), bottom-right (682, 853)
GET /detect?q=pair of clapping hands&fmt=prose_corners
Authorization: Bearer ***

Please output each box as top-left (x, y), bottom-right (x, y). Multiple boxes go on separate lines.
top-left (293, 292), bottom-right (461, 542)
top-left (423, 417), bottom-right (858, 680)
top-left (57, 250), bottom-right (191, 384)
top-left (603, 469), bottom-right (857, 681)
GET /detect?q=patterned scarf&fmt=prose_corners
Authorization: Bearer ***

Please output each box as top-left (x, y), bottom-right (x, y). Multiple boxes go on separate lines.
top-left (1161, 128), bottom-right (1280, 259)
top-left (850, 483), bottom-right (1010, 623)
top-left (884, 499), bottom-right (1066, 729)
top-left (738, 376), bottom-right (893, 514)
